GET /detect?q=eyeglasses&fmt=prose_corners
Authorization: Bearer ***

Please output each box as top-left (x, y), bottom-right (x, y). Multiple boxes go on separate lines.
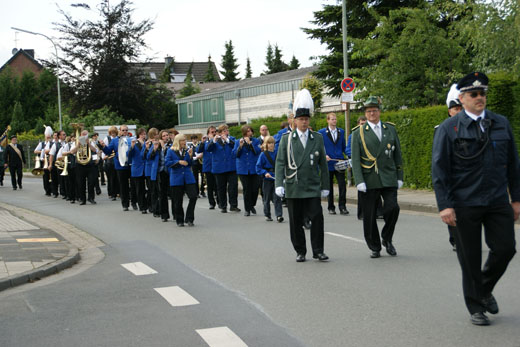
top-left (121, 129), bottom-right (128, 132)
top-left (469, 91), bottom-right (486, 98)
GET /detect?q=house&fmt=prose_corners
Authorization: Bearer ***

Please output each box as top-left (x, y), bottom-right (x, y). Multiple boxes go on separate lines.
top-left (175, 66), bottom-right (342, 134)
top-left (0, 48), bottom-right (43, 78)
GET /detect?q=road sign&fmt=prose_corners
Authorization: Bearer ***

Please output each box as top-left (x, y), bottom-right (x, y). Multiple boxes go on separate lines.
top-left (341, 92), bottom-right (353, 103)
top-left (341, 77), bottom-right (355, 93)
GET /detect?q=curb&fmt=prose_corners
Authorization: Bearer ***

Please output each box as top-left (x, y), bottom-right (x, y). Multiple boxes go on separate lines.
top-left (0, 246), bottom-right (80, 292)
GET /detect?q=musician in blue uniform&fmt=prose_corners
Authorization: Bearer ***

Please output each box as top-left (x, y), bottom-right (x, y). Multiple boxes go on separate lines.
top-left (432, 72), bottom-right (520, 326)
top-left (128, 128), bottom-right (148, 213)
top-left (207, 124), bottom-right (240, 213)
top-left (100, 125), bottom-right (132, 211)
top-left (198, 126), bottom-right (218, 209)
top-left (318, 113), bottom-right (349, 215)
top-left (149, 130), bottom-right (171, 221)
top-left (233, 125), bottom-right (261, 216)
top-left (165, 134), bottom-right (198, 227)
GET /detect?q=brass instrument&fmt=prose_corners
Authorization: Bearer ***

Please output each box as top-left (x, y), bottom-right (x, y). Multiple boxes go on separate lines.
top-left (60, 156), bottom-right (69, 176)
top-left (32, 155), bottom-right (44, 176)
top-left (71, 123), bottom-right (91, 165)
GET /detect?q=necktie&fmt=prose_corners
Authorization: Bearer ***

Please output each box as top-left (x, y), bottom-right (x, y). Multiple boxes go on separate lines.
top-left (301, 132), bottom-right (307, 148)
top-left (374, 124), bottom-right (382, 141)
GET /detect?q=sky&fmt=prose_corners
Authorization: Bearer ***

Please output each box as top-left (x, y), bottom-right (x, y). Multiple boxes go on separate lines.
top-left (0, 0), bottom-right (335, 79)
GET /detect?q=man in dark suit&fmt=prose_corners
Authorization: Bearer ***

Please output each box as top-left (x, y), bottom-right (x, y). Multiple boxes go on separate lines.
top-left (4, 135), bottom-right (26, 190)
top-left (351, 96), bottom-right (403, 259)
top-left (275, 89), bottom-right (330, 263)
top-left (318, 113), bottom-right (349, 215)
top-left (432, 72), bottom-right (520, 326)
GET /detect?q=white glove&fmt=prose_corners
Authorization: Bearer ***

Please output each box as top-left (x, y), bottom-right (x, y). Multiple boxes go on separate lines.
top-left (398, 180), bottom-right (403, 189)
top-left (357, 183), bottom-right (367, 192)
top-left (275, 186), bottom-right (285, 197)
top-left (321, 190), bottom-right (329, 198)
top-left (348, 159), bottom-right (352, 167)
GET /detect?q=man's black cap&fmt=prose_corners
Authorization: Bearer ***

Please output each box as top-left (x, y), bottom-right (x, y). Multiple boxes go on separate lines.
top-left (457, 72), bottom-right (488, 93)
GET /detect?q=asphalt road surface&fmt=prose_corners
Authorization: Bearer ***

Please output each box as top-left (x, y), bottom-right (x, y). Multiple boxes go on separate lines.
top-left (1, 177), bottom-right (519, 347)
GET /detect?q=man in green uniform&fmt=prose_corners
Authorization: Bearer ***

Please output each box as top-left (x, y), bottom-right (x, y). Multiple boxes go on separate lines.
top-left (275, 89), bottom-right (330, 262)
top-left (351, 96), bottom-right (403, 258)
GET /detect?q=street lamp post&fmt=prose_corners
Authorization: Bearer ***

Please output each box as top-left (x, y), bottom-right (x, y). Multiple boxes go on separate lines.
top-left (11, 27), bottom-right (63, 130)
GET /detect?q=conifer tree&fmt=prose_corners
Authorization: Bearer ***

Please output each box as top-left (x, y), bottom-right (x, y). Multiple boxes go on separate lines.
top-left (204, 55), bottom-right (217, 82)
top-left (220, 40), bottom-right (240, 81)
top-left (264, 43), bottom-right (274, 74)
top-left (289, 55), bottom-right (300, 70)
top-left (245, 58), bottom-right (253, 78)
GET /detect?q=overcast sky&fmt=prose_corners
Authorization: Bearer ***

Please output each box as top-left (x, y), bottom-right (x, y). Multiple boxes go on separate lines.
top-left (0, 0), bottom-right (334, 79)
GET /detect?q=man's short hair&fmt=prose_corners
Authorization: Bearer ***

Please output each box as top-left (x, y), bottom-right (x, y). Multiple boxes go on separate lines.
top-left (327, 112), bottom-right (337, 120)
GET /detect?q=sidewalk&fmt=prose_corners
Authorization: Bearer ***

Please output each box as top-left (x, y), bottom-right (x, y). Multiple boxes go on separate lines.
top-left (0, 201), bottom-right (104, 292)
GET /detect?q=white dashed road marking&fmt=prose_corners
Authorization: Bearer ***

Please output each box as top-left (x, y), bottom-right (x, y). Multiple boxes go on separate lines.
top-left (121, 261), bottom-right (158, 276)
top-left (196, 326), bottom-right (248, 347)
top-left (154, 286), bottom-right (200, 307)
top-left (325, 232), bottom-right (365, 244)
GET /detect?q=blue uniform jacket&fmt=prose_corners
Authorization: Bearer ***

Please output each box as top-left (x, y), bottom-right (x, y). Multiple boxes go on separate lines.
top-left (102, 136), bottom-right (131, 170)
top-left (233, 137), bottom-right (261, 175)
top-left (256, 149), bottom-right (277, 181)
top-left (128, 143), bottom-right (146, 177)
top-left (318, 127), bottom-right (348, 171)
top-left (165, 148), bottom-right (196, 186)
top-left (207, 136), bottom-right (236, 174)
top-left (148, 146), bottom-right (161, 181)
top-left (274, 127), bottom-right (292, 151)
top-left (197, 141), bottom-right (212, 173)
top-left (144, 146), bottom-right (153, 177)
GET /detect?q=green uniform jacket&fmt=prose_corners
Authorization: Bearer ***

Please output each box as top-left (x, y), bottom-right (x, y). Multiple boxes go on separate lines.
top-left (275, 130), bottom-right (329, 198)
top-left (351, 122), bottom-right (403, 189)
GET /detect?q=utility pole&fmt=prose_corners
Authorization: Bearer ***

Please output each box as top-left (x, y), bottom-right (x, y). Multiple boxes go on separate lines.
top-left (342, 0), bottom-right (350, 139)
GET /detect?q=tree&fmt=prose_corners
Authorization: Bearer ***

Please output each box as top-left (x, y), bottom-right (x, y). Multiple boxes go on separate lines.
top-left (0, 67), bottom-right (18, 128)
top-left (352, 7), bottom-right (467, 109)
top-left (264, 43), bottom-right (274, 74)
top-left (271, 44), bottom-right (288, 73)
top-left (178, 63), bottom-right (201, 98)
top-left (220, 40), bottom-right (240, 81)
top-left (302, 0), bottom-right (428, 97)
top-left (54, 0), bottom-right (156, 122)
top-left (10, 101), bottom-right (27, 135)
top-left (288, 55), bottom-right (300, 70)
top-left (161, 57), bottom-right (174, 83)
top-left (245, 57), bottom-right (253, 78)
top-left (300, 74), bottom-right (323, 110)
top-left (204, 55), bottom-right (217, 82)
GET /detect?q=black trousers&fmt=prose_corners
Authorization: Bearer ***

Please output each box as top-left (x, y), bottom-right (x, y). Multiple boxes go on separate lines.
top-left (66, 167), bottom-right (77, 201)
top-left (58, 170), bottom-right (67, 197)
top-left (448, 225), bottom-right (457, 247)
top-left (172, 183), bottom-right (198, 224)
top-left (204, 172), bottom-right (218, 207)
top-left (327, 170), bottom-right (346, 211)
top-left (9, 164), bottom-right (23, 189)
top-left (192, 163), bottom-right (203, 195)
top-left (42, 168), bottom-right (51, 195)
top-left (357, 191), bottom-right (383, 220)
top-left (150, 178), bottom-right (160, 216)
top-left (158, 171), bottom-right (170, 219)
top-left (117, 169), bottom-right (131, 208)
top-left (0, 165), bottom-right (4, 184)
top-left (214, 171), bottom-right (238, 209)
top-left (105, 163), bottom-right (118, 198)
top-left (132, 176), bottom-right (147, 211)
top-left (453, 204), bottom-right (516, 314)
top-left (76, 163), bottom-right (96, 202)
top-left (361, 188), bottom-right (400, 251)
top-left (286, 197), bottom-right (324, 256)
top-left (98, 160), bottom-right (105, 184)
top-left (50, 166), bottom-right (59, 196)
top-left (145, 176), bottom-right (152, 211)
top-left (130, 175), bottom-right (137, 207)
top-left (239, 174), bottom-right (260, 213)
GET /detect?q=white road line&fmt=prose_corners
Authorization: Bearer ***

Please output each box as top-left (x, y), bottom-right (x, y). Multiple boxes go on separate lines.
top-left (196, 326), bottom-right (248, 347)
top-left (154, 286), bottom-right (200, 307)
top-left (121, 262), bottom-right (158, 276)
top-left (325, 232), bottom-right (365, 244)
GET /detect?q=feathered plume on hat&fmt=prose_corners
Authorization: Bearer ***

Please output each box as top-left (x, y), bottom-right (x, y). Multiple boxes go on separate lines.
top-left (293, 89), bottom-right (314, 118)
top-left (446, 84), bottom-right (461, 109)
top-left (44, 125), bottom-right (53, 138)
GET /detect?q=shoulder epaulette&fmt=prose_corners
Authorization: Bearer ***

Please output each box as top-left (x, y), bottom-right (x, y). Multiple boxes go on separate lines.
top-left (351, 124), bottom-right (361, 131)
top-left (384, 121), bottom-right (396, 127)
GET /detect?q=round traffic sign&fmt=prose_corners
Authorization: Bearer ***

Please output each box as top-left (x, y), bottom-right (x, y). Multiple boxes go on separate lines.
top-left (341, 77), bottom-right (355, 93)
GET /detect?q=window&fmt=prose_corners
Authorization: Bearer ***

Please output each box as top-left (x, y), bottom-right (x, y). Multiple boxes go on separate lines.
top-left (187, 102), bottom-right (193, 118)
top-left (211, 99), bottom-right (218, 115)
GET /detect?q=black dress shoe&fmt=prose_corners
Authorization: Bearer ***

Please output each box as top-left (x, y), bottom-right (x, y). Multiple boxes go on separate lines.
top-left (162, 218), bottom-right (169, 222)
top-left (177, 223), bottom-right (185, 227)
top-left (370, 251), bottom-right (381, 258)
top-left (96, 188), bottom-right (102, 195)
top-left (19, 185), bottom-right (22, 189)
top-left (265, 216), bottom-right (273, 221)
top-left (70, 200), bottom-right (75, 204)
top-left (244, 211), bottom-right (250, 216)
top-left (88, 199), bottom-right (96, 204)
top-left (313, 253), bottom-right (329, 261)
top-left (13, 187), bottom-right (17, 190)
top-left (251, 207), bottom-right (256, 214)
top-left (382, 240), bottom-right (397, 256)
top-left (296, 254), bottom-right (306, 262)
top-left (303, 220), bottom-right (311, 230)
top-left (141, 210), bottom-right (147, 214)
top-left (482, 294), bottom-right (499, 314)
top-left (132, 204), bottom-right (138, 210)
top-left (111, 197), bottom-right (117, 201)
top-left (230, 207), bottom-right (241, 212)
top-left (53, 194), bottom-right (58, 198)
top-left (80, 201), bottom-right (86, 205)
top-left (340, 208), bottom-right (349, 215)
top-left (209, 205), bottom-right (215, 210)
top-left (328, 209), bottom-right (336, 215)
top-left (470, 312), bottom-right (490, 326)
top-left (277, 216), bottom-right (284, 223)
top-left (123, 207), bottom-right (129, 211)
top-left (187, 222), bottom-right (194, 226)
top-left (220, 208), bottom-right (227, 213)
top-left (62, 195), bottom-right (67, 200)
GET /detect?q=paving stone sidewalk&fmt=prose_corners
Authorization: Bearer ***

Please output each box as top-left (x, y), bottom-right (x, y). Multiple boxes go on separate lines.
top-left (0, 207), bottom-right (80, 291)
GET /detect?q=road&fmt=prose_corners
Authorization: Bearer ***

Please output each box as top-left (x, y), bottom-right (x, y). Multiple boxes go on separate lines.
top-left (1, 177), bottom-right (519, 347)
